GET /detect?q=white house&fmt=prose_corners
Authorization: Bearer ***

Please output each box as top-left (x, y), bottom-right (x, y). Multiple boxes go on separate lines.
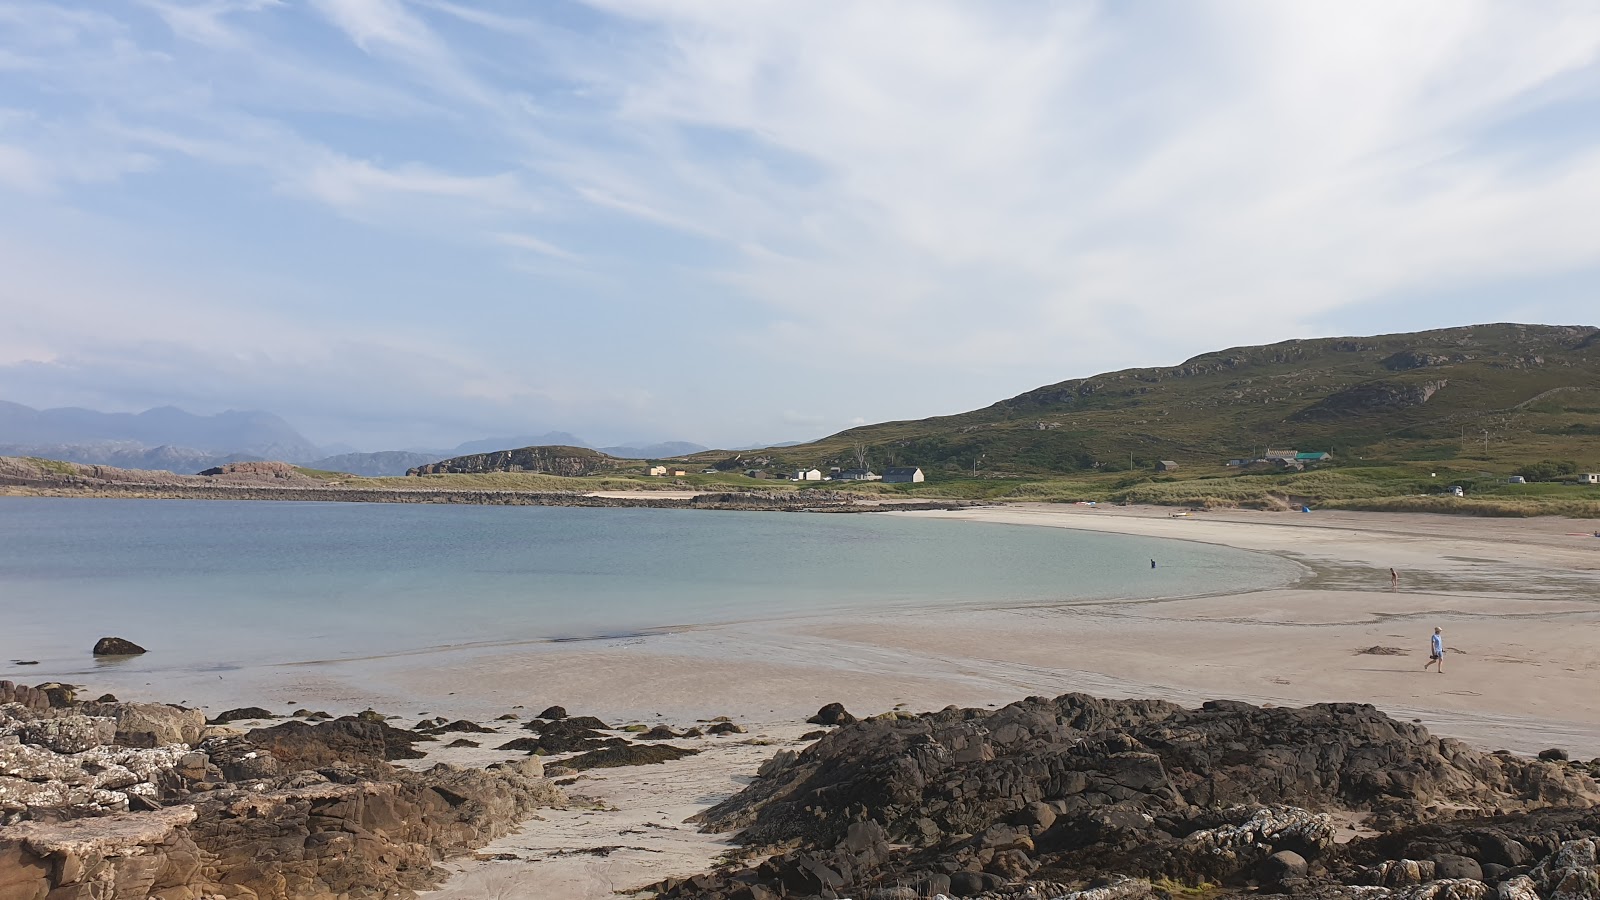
top-left (883, 466), bottom-right (924, 484)
top-left (646, 465), bottom-right (667, 476)
top-left (792, 468), bottom-right (823, 481)
top-left (1583, 473), bottom-right (1600, 485)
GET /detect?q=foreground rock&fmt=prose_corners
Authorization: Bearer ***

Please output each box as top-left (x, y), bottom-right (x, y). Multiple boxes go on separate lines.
top-left (1, 698), bottom-right (566, 899)
top-left (659, 694), bottom-right (1600, 899)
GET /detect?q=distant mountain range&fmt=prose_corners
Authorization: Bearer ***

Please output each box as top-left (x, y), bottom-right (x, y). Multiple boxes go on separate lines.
top-left (0, 400), bottom-right (711, 475)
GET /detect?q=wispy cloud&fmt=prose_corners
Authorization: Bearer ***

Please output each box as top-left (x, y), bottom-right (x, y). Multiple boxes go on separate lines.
top-left (1, 1), bottom-right (1598, 448)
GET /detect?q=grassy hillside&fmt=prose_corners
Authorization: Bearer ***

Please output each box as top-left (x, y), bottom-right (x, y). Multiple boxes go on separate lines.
top-left (689, 323), bottom-right (1600, 480)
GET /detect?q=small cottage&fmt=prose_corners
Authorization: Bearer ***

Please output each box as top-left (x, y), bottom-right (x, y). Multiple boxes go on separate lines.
top-left (792, 468), bottom-right (824, 481)
top-left (1583, 473), bottom-right (1600, 485)
top-left (646, 465), bottom-right (667, 476)
top-left (835, 469), bottom-right (881, 481)
top-left (1296, 451), bottom-right (1332, 463)
top-left (1156, 460), bottom-right (1179, 472)
top-left (883, 466), bottom-right (924, 484)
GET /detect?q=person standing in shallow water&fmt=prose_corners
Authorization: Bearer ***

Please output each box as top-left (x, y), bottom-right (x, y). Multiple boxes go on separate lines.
top-left (1424, 627), bottom-right (1445, 673)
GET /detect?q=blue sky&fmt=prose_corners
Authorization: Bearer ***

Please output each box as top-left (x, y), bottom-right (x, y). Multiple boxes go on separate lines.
top-left (2, 1), bottom-right (1599, 450)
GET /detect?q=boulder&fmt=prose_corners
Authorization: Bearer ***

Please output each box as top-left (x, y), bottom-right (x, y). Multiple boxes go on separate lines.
top-left (807, 702), bottom-right (857, 727)
top-left (564, 744), bottom-right (700, 770)
top-left (538, 705), bottom-right (568, 720)
top-left (1261, 850), bottom-right (1309, 886)
top-left (92, 637), bottom-right (146, 656)
top-left (207, 706), bottom-right (277, 725)
top-left (243, 718), bottom-right (426, 769)
top-left (1432, 854), bottom-right (1485, 882)
top-left (78, 701), bottom-right (206, 747)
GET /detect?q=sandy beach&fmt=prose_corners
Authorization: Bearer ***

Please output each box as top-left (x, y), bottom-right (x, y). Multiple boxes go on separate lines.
top-left (19, 504), bottom-right (1599, 899)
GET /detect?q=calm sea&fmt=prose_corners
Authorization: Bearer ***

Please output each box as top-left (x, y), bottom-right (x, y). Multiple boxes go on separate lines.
top-left (0, 499), bottom-right (1299, 679)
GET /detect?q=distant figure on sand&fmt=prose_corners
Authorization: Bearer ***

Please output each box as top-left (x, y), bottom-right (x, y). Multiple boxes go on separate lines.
top-left (1424, 627), bottom-right (1445, 673)
top-left (1150, 559), bottom-right (1157, 569)
top-left (1390, 568), bottom-right (1398, 588)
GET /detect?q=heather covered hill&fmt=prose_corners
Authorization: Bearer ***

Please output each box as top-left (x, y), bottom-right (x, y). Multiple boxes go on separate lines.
top-left (722, 324), bottom-right (1600, 476)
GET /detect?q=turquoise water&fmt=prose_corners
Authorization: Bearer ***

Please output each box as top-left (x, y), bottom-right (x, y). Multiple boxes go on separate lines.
top-left (0, 499), bottom-right (1299, 678)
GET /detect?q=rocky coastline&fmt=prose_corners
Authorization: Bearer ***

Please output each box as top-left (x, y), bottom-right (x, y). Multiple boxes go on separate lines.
top-left (6, 681), bottom-right (1600, 900)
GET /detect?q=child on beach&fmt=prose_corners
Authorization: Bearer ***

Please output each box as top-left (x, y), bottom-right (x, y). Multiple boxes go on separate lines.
top-left (1424, 627), bottom-right (1444, 673)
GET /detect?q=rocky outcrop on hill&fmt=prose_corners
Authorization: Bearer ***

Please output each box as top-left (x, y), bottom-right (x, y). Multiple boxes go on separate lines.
top-left (1292, 379), bottom-right (1450, 420)
top-left (0, 697), bottom-right (566, 899)
top-left (661, 694), bottom-right (1600, 900)
top-left (407, 444), bottom-right (616, 476)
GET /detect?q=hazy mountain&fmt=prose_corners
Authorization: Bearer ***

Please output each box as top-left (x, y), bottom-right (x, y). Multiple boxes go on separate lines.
top-left (597, 441), bottom-right (709, 459)
top-left (0, 441), bottom-right (262, 473)
top-left (446, 433), bottom-right (589, 456)
top-left (0, 401), bottom-right (321, 461)
top-left (307, 451), bottom-right (444, 477)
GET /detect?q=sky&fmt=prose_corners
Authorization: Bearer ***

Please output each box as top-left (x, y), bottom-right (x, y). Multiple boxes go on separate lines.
top-left (2, 1), bottom-right (1599, 451)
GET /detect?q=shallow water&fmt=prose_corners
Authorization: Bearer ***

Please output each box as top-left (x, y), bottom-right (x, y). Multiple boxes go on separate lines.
top-left (0, 498), bottom-right (1299, 680)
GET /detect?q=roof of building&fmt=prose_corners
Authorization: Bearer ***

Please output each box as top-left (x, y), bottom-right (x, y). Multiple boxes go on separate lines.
top-left (884, 466), bottom-right (922, 475)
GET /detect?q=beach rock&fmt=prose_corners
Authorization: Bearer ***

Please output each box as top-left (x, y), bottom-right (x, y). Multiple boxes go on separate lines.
top-left (36, 683), bottom-right (76, 708)
top-left (1432, 854), bottom-right (1485, 881)
top-left (1262, 850), bottom-right (1310, 885)
top-left (640, 725), bottom-right (683, 740)
top-left (78, 701), bottom-right (205, 747)
top-left (424, 719), bottom-right (495, 734)
top-left (565, 744), bottom-right (700, 770)
top-left (559, 715), bottom-right (611, 730)
top-left (447, 738), bottom-right (480, 748)
top-left (808, 702), bottom-right (858, 727)
top-left (662, 693), bottom-right (1600, 900)
top-left (1499, 875), bottom-right (1541, 900)
top-left (92, 637), bottom-right (146, 656)
top-left (538, 705), bottom-right (568, 720)
top-left (242, 718), bottom-right (427, 770)
top-left (0, 681), bottom-right (50, 711)
top-left (1542, 748), bottom-right (1572, 762)
top-left (207, 705), bottom-right (277, 725)
top-left (1530, 838), bottom-right (1600, 900)
top-left (11, 713), bottom-right (116, 754)
top-left (707, 722), bottom-right (746, 735)
top-left (0, 753), bottom-right (567, 900)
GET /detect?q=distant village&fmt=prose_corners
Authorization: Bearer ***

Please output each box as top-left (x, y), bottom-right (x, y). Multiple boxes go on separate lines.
top-left (1222, 448), bottom-right (1334, 471)
top-left (646, 464), bottom-right (925, 483)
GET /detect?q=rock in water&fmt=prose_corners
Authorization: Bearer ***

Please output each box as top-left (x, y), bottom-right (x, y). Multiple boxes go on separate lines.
top-left (92, 637), bottom-right (146, 656)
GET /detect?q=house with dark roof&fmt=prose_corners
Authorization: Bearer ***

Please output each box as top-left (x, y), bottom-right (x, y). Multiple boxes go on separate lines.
top-left (883, 466), bottom-right (924, 484)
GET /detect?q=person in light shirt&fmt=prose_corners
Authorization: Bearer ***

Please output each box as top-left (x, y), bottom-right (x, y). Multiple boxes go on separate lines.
top-left (1424, 627), bottom-right (1445, 674)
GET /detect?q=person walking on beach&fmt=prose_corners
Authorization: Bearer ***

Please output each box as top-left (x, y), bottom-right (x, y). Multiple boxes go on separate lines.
top-left (1150, 558), bottom-right (1157, 569)
top-left (1424, 627), bottom-right (1445, 674)
top-left (1390, 568), bottom-right (1398, 589)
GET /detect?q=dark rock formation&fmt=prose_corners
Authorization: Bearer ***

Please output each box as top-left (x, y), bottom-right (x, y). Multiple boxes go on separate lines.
top-left (565, 744), bottom-right (700, 771)
top-left (807, 702), bottom-right (857, 727)
top-left (207, 706), bottom-right (277, 725)
top-left (538, 705), bottom-right (568, 720)
top-left (91, 637), bottom-right (146, 656)
top-left (660, 694), bottom-right (1600, 899)
top-left (243, 718), bottom-right (430, 770)
top-left (1291, 379), bottom-right (1449, 420)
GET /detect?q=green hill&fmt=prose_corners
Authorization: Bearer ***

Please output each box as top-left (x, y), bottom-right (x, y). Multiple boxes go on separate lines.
top-left (707, 323), bottom-right (1600, 479)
